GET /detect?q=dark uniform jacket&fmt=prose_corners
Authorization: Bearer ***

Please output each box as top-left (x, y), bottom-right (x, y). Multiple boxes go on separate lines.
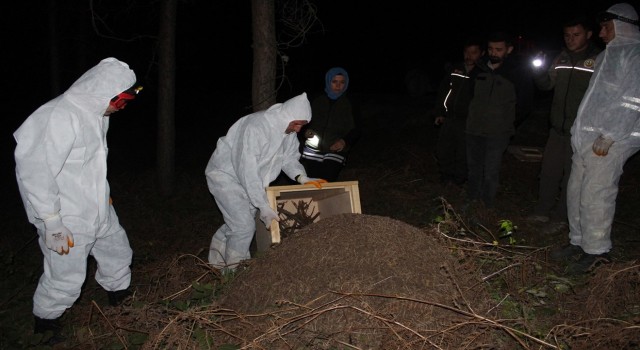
top-left (533, 43), bottom-right (601, 135)
top-left (466, 56), bottom-right (534, 136)
top-left (434, 62), bottom-right (481, 120)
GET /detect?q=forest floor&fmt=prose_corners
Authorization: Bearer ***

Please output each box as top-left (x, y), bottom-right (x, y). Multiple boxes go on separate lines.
top-left (1, 92), bottom-right (639, 349)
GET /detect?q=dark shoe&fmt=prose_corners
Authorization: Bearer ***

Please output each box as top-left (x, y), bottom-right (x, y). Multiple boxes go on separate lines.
top-left (34, 316), bottom-right (66, 345)
top-left (568, 253), bottom-right (611, 274)
top-left (550, 244), bottom-right (583, 261)
top-left (107, 289), bottom-right (132, 306)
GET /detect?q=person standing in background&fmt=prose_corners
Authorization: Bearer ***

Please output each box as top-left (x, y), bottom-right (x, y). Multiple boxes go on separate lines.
top-left (434, 37), bottom-right (484, 186)
top-left (554, 3), bottom-right (640, 273)
top-left (300, 67), bottom-right (361, 182)
top-left (527, 14), bottom-right (601, 226)
top-left (465, 31), bottom-right (534, 209)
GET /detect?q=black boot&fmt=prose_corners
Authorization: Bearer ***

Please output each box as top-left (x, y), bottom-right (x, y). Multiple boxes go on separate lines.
top-left (107, 288), bottom-right (132, 306)
top-left (568, 253), bottom-right (611, 274)
top-left (34, 316), bottom-right (66, 345)
top-left (550, 244), bottom-right (583, 261)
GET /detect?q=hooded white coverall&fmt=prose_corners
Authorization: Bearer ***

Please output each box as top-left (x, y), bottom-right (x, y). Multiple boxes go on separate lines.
top-left (14, 58), bottom-right (135, 319)
top-left (205, 93), bottom-right (311, 269)
top-left (567, 3), bottom-right (640, 255)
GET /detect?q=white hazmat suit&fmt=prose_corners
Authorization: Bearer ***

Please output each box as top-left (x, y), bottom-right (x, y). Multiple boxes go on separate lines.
top-left (14, 57), bottom-right (135, 319)
top-left (567, 3), bottom-right (640, 255)
top-left (205, 93), bottom-right (312, 269)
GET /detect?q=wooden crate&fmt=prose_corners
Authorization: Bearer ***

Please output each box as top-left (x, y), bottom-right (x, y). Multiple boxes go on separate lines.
top-left (255, 181), bottom-right (361, 251)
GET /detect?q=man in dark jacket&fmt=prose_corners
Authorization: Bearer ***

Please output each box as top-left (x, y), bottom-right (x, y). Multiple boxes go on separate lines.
top-left (434, 38), bottom-right (484, 186)
top-left (465, 31), bottom-right (534, 208)
top-left (528, 15), bottom-right (601, 224)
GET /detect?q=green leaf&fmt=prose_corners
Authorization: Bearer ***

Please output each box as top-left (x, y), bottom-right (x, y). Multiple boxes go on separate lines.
top-left (553, 283), bottom-right (571, 293)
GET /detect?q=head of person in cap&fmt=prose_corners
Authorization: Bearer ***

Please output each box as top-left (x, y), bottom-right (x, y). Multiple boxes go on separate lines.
top-left (596, 2), bottom-right (639, 45)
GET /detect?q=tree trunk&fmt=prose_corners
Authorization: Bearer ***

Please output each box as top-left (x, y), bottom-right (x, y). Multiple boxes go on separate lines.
top-left (157, 0), bottom-right (177, 196)
top-left (251, 0), bottom-right (277, 111)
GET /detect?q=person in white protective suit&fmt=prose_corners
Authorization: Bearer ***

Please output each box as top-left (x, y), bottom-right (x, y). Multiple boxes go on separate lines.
top-left (552, 3), bottom-right (640, 273)
top-left (205, 92), bottom-right (327, 271)
top-left (14, 57), bottom-right (141, 342)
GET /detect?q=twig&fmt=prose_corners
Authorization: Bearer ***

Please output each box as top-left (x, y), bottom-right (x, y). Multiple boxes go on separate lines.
top-left (90, 300), bottom-right (128, 349)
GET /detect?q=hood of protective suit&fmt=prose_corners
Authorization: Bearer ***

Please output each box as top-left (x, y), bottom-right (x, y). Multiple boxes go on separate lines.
top-left (607, 3), bottom-right (640, 46)
top-left (571, 3), bottom-right (640, 146)
top-left (205, 92), bottom-right (311, 210)
top-left (263, 92), bottom-right (311, 133)
top-left (64, 57), bottom-right (137, 115)
top-left (13, 57), bottom-right (136, 236)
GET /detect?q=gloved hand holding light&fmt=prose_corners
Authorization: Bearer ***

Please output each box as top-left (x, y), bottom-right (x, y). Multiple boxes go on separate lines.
top-left (305, 129), bottom-right (320, 148)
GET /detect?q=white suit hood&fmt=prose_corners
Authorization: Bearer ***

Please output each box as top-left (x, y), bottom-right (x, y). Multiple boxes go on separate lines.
top-left (14, 58), bottom-right (136, 236)
top-left (205, 92), bottom-right (311, 210)
top-left (607, 3), bottom-right (640, 46)
top-left (571, 3), bottom-right (640, 146)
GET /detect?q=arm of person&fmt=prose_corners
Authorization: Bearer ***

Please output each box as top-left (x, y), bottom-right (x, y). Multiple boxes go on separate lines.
top-left (433, 73), bottom-right (452, 118)
top-left (532, 52), bottom-right (559, 91)
top-left (281, 133), bottom-right (308, 181)
top-left (339, 99), bottom-right (363, 150)
top-left (233, 124), bottom-right (272, 210)
top-left (14, 111), bottom-right (76, 221)
top-left (602, 55), bottom-right (640, 143)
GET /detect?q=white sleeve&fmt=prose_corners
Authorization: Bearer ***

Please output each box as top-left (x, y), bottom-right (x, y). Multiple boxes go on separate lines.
top-left (14, 111), bottom-right (76, 220)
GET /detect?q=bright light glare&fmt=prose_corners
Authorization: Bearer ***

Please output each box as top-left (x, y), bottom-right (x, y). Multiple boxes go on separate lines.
top-left (308, 135), bottom-right (319, 148)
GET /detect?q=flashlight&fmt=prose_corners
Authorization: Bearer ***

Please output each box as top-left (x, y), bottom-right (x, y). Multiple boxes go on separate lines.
top-left (532, 58), bottom-right (544, 68)
top-left (307, 135), bottom-right (320, 148)
top-left (531, 51), bottom-right (546, 69)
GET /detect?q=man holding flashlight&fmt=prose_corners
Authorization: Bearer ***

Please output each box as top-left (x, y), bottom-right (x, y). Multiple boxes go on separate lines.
top-left (527, 15), bottom-right (601, 226)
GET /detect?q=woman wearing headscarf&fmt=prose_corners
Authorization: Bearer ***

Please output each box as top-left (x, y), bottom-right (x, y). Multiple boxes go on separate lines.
top-left (300, 67), bottom-right (361, 182)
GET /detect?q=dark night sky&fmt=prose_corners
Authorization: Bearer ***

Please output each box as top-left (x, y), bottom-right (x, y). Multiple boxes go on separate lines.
top-left (1, 0), bottom-right (624, 169)
top-left (4, 1), bottom-right (620, 109)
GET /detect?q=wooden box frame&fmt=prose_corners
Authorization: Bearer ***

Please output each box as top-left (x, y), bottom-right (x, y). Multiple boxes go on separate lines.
top-left (255, 181), bottom-right (361, 251)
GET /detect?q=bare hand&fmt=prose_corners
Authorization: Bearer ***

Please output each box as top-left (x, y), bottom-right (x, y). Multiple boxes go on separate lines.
top-left (330, 139), bottom-right (346, 152)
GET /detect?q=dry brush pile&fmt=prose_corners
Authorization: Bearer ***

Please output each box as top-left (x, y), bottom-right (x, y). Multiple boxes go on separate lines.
top-left (60, 207), bottom-right (640, 349)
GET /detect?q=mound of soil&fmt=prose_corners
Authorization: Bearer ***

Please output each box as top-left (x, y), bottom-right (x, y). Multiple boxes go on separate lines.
top-left (216, 214), bottom-right (501, 349)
